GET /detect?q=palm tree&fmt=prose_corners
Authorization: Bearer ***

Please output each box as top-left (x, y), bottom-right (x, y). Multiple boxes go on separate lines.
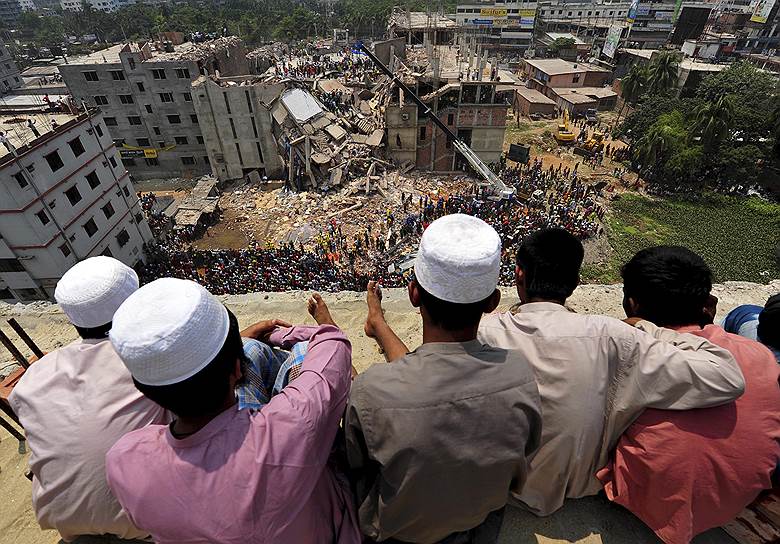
top-left (648, 51), bottom-right (681, 95)
top-left (693, 94), bottom-right (735, 150)
top-left (616, 64), bottom-right (648, 123)
top-left (636, 122), bottom-right (678, 169)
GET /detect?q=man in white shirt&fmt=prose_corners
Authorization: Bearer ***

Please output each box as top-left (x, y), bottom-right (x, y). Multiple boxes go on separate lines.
top-left (10, 257), bottom-right (168, 543)
top-left (478, 228), bottom-right (745, 516)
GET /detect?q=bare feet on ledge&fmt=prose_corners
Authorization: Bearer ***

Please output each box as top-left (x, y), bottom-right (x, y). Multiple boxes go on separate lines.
top-left (364, 281), bottom-right (385, 339)
top-left (308, 293), bottom-right (337, 327)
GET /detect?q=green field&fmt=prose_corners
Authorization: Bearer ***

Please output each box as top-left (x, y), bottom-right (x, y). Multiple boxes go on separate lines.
top-left (582, 193), bottom-right (780, 284)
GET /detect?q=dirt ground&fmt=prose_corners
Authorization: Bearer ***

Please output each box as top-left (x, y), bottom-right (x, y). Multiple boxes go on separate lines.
top-left (1, 280), bottom-right (777, 544)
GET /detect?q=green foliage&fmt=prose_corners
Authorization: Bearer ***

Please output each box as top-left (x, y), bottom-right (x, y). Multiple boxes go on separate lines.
top-left (692, 94), bottom-right (735, 150)
top-left (550, 37), bottom-right (576, 54)
top-left (273, 6), bottom-right (318, 41)
top-left (582, 193), bottom-right (780, 284)
top-left (647, 50), bottom-right (681, 95)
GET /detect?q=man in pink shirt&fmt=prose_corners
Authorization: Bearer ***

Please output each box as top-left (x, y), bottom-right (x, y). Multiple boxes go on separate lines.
top-left (598, 246), bottom-right (780, 544)
top-left (105, 278), bottom-right (360, 543)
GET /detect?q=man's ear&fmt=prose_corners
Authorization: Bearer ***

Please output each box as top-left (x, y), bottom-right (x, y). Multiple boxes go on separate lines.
top-left (408, 280), bottom-right (421, 308)
top-left (484, 289), bottom-right (501, 314)
top-left (515, 265), bottom-right (524, 286)
top-left (623, 295), bottom-right (640, 319)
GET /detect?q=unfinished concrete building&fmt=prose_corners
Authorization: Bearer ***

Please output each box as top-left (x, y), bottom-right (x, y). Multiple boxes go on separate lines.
top-left (58, 37), bottom-right (248, 180)
top-left (386, 44), bottom-right (513, 171)
top-left (192, 75), bottom-right (285, 181)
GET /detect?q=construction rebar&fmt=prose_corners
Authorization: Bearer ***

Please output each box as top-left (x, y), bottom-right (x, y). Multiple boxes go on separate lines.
top-left (7, 319), bottom-right (43, 360)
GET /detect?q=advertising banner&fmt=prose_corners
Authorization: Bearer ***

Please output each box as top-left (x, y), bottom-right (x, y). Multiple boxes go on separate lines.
top-left (750, 0), bottom-right (775, 23)
top-left (603, 23), bottom-right (622, 58)
top-left (480, 7), bottom-right (507, 17)
top-left (626, 0), bottom-right (641, 22)
top-left (519, 8), bottom-right (536, 28)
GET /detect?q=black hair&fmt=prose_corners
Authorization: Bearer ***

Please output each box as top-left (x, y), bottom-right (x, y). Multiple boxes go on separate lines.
top-left (134, 308), bottom-right (244, 418)
top-left (758, 293), bottom-right (780, 351)
top-left (415, 279), bottom-right (494, 331)
top-left (75, 322), bottom-right (112, 340)
top-left (515, 228), bottom-right (584, 302)
top-left (621, 245), bottom-right (713, 328)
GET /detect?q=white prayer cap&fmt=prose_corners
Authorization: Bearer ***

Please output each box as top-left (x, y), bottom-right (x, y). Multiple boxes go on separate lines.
top-left (54, 256), bottom-right (139, 328)
top-left (414, 214), bottom-right (502, 304)
top-left (109, 278), bottom-right (230, 386)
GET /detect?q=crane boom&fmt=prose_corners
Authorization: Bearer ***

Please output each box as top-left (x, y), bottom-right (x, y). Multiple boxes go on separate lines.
top-left (357, 42), bottom-right (514, 199)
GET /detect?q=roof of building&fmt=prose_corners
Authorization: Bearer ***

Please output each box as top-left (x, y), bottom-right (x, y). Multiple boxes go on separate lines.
top-left (388, 11), bottom-right (457, 30)
top-left (620, 48), bottom-right (656, 60)
top-left (524, 58), bottom-right (610, 76)
top-left (679, 58), bottom-right (727, 73)
top-left (544, 32), bottom-right (587, 45)
top-left (551, 88), bottom-right (599, 104)
top-left (516, 87), bottom-right (556, 104)
top-left (0, 110), bottom-right (82, 164)
top-left (64, 37), bottom-right (242, 66)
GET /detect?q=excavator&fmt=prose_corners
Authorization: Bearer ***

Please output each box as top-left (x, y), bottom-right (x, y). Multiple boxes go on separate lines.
top-left (575, 130), bottom-right (606, 157)
top-left (554, 109), bottom-right (576, 144)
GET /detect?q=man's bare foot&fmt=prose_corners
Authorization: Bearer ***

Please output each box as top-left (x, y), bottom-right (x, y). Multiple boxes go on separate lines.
top-left (308, 293), bottom-right (337, 326)
top-left (364, 281), bottom-right (385, 338)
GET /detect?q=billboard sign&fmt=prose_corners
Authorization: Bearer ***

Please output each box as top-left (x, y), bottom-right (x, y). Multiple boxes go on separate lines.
top-left (480, 7), bottom-right (507, 17)
top-left (750, 0), bottom-right (775, 23)
top-left (627, 0), bottom-right (641, 22)
top-left (519, 8), bottom-right (536, 28)
top-left (603, 23), bottom-right (622, 58)
top-left (471, 18), bottom-right (494, 25)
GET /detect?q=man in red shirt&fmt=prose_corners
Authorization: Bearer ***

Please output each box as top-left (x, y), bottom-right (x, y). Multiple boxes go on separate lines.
top-left (598, 245), bottom-right (780, 544)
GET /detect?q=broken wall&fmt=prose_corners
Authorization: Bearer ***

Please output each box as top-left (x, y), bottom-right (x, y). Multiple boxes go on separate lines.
top-left (386, 104), bottom-right (418, 166)
top-left (374, 37), bottom-right (407, 66)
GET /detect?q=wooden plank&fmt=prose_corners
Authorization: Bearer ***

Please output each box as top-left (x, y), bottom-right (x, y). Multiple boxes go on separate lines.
top-left (723, 506), bottom-right (780, 544)
top-left (7, 318), bottom-right (44, 359)
top-left (754, 490), bottom-right (780, 528)
top-left (0, 329), bottom-right (29, 369)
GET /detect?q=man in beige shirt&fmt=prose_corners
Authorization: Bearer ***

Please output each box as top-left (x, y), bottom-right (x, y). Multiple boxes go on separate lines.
top-left (478, 228), bottom-right (745, 517)
top-left (345, 214), bottom-right (543, 544)
top-left (10, 257), bottom-right (168, 543)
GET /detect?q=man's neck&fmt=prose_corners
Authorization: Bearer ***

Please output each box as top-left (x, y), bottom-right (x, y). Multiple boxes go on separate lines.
top-left (171, 396), bottom-right (237, 438)
top-left (524, 297), bottom-right (566, 305)
top-left (422, 323), bottom-right (479, 345)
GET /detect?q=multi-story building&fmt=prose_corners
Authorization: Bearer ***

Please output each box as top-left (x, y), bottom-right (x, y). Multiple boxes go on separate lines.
top-left (454, 0), bottom-right (538, 53)
top-left (192, 75), bottom-right (285, 182)
top-left (0, 39), bottom-right (22, 95)
top-left (0, 106), bottom-right (153, 303)
top-left (58, 37), bottom-right (248, 180)
top-left (0, 0), bottom-right (23, 27)
top-left (60, 0), bottom-right (119, 12)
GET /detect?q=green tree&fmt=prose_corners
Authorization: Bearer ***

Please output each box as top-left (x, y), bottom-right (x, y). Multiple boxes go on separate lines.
top-left (273, 6), bottom-right (318, 41)
top-left (616, 64), bottom-right (648, 123)
top-left (693, 94), bottom-right (734, 150)
top-left (549, 37), bottom-right (576, 56)
top-left (647, 51), bottom-right (681, 95)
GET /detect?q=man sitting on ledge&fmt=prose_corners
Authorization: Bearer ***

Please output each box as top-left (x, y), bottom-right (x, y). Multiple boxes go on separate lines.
top-left (477, 228), bottom-right (745, 517)
top-left (346, 214), bottom-right (543, 543)
top-left (598, 246), bottom-right (780, 544)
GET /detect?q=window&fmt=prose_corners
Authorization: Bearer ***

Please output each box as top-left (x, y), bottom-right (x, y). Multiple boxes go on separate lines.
top-left (144, 104), bottom-right (153, 113)
top-left (119, 94), bottom-right (134, 104)
top-left (256, 142), bottom-right (264, 162)
top-left (113, 138), bottom-right (126, 147)
top-left (123, 185), bottom-right (130, 197)
top-left (573, 73), bottom-right (581, 83)
top-left (105, 117), bottom-right (118, 126)
top-left (102, 201), bottom-right (115, 219)
top-left (224, 93), bottom-right (231, 114)
top-left (94, 124), bottom-right (103, 137)
top-left (136, 81), bottom-right (145, 92)
top-left (101, 246), bottom-right (113, 257)
top-left (110, 70), bottom-right (125, 80)
top-left (128, 116), bottom-right (142, 125)
top-left (86, 170), bottom-right (101, 189)
top-left (190, 114), bottom-right (199, 124)
top-left (35, 209), bottom-right (50, 225)
top-left (59, 243), bottom-right (71, 257)
top-left (136, 138), bottom-right (151, 147)
top-left (159, 92), bottom-right (174, 103)
top-left (167, 115), bottom-right (181, 124)
top-left (175, 136), bottom-right (188, 145)
top-left (181, 156), bottom-right (195, 165)
top-left (14, 171), bottom-right (28, 188)
top-left (135, 212), bottom-right (144, 224)
top-left (175, 68), bottom-right (190, 79)
top-left (157, 141), bottom-right (166, 148)
top-left (197, 135), bottom-right (204, 144)
top-left (68, 137), bottom-right (85, 157)
top-left (151, 68), bottom-right (166, 80)
top-left (182, 92), bottom-right (192, 102)
top-left (229, 118), bottom-right (237, 139)
top-left (94, 95), bottom-right (109, 105)
top-left (153, 126), bottom-right (161, 135)
top-left (45, 150), bottom-right (64, 172)
top-left (83, 71), bottom-right (99, 81)
top-left (144, 157), bottom-right (159, 166)
top-left (129, 58), bottom-right (136, 70)
top-left (419, 126), bottom-right (427, 141)
top-left (83, 217), bottom-right (98, 237)
top-left (109, 156), bottom-right (117, 168)
top-left (0, 258), bottom-right (25, 272)
top-left (447, 113), bottom-right (454, 125)
top-left (65, 185), bottom-right (82, 205)
top-left (116, 228), bottom-right (130, 247)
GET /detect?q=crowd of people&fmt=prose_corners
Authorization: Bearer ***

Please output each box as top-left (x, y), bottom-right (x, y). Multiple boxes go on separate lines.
top-left (136, 156), bottom-right (608, 295)
top-left (274, 47), bottom-right (376, 81)
top-left (9, 219), bottom-right (779, 544)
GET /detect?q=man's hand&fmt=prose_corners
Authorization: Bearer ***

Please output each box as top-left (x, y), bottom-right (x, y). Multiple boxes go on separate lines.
top-left (240, 319), bottom-right (292, 342)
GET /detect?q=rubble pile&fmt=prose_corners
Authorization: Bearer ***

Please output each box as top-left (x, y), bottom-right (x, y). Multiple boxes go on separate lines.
top-left (153, 36), bottom-right (245, 63)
